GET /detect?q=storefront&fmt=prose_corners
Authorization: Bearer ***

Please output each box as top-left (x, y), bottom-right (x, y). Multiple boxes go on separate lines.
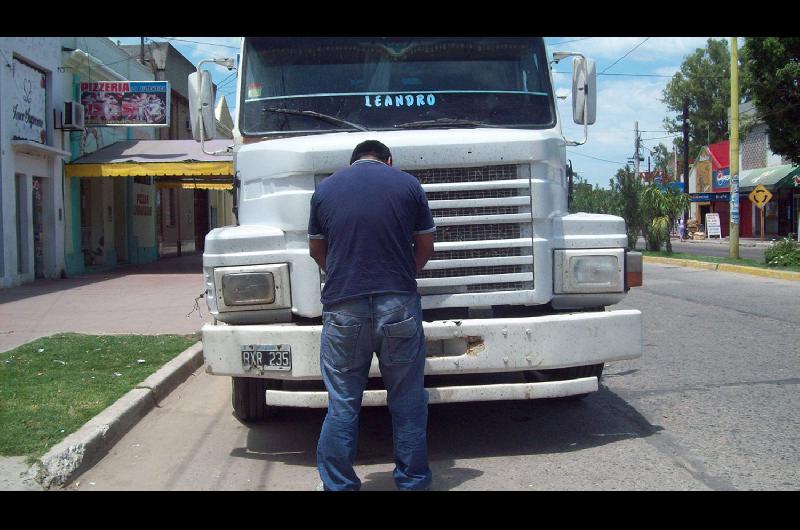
top-left (64, 139), bottom-right (233, 267)
top-left (688, 141), bottom-right (731, 236)
top-left (738, 165), bottom-right (800, 240)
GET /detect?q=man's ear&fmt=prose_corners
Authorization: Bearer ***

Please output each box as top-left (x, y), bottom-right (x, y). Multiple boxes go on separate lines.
top-left (387, 156), bottom-right (393, 166)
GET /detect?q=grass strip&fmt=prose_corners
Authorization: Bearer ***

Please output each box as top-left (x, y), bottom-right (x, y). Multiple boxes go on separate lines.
top-left (641, 250), bottom-right (800, 273)
top-left (0, 333), bottom-right (198, 458)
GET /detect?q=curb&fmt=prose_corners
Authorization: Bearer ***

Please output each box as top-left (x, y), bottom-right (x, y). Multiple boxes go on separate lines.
top-left (27, 341), bottom-right (204, 489)
top-left (643, 256), bottom-right (800, 281)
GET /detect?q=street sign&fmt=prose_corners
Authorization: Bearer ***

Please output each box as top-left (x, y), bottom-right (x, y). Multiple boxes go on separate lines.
top-left (748, 184), bottom-right (773, 209)
top-left (748, 184), bottom-right (773, 241)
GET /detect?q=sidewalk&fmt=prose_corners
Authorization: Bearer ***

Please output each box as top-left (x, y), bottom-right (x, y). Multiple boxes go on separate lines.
top-left (0, 253), bottom-right (212, 490)
top-left (675, 236), bottom-right (777, 248)
top-left (0, 253), bottom-right (213, 353)
top-left (639, 235), bottom-right (777, 248)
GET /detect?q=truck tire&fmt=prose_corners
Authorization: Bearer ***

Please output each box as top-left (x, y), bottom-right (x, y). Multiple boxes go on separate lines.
top-left (231, 377), bottom-right (282, 421)
top-left (524, 363), bottom-right (604, 400)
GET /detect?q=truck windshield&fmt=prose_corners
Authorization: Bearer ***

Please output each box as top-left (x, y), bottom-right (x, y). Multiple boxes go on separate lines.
top-left (240, 37), bottom-right (555, 136)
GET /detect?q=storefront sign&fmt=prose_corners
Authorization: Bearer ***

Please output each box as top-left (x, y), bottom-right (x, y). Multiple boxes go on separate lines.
top-left (80, 81), bottom-right (170, 127)
top-left (12, 59), bottom-right (47, 144)
top-left (690, 192), bottom-right (730, 203)
top-left (134, 193), bottom-right (152, 216)
top-left (713, 167), bottom-right (730, 192)
top-left (706, 213), bottom-right (722, 238)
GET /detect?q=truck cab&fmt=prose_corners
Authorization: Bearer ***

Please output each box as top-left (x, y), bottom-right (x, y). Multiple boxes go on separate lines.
top-left (190, 37), bottom-right (642, 420)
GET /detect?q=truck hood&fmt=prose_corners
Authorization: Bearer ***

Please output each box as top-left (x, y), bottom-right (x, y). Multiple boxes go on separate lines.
top-left (235, 128), bottom-right (566, 179)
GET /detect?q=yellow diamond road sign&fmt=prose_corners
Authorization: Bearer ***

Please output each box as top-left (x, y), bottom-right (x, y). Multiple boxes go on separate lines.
top-left (749, 184), bottom-right (773, 209)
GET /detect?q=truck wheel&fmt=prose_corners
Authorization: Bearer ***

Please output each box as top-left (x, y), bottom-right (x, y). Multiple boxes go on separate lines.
top-left (524, 363), bottom-right (604, 400)
top-left (231, 377), bottom-right (282, 421)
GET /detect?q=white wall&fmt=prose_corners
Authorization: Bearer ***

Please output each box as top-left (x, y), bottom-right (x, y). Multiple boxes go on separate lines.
top-left (0, 37), bottom-right (65, 287)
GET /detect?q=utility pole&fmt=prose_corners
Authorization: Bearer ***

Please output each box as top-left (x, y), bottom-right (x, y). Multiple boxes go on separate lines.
top-left (673, 145), bottom-right (678, 183)
top-left (634, 121), bottom-right (640, 181)
top-left (729, 37), bottom-right (740, 258)
top-left (682, 99), bottom-right (690, 225)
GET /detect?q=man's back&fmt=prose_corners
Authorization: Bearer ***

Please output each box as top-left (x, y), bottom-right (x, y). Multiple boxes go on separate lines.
top-left (308, 159), bottom-right (435, 305)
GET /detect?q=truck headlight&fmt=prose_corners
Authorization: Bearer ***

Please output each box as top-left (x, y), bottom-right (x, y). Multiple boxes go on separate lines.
top-left (213, 263), bottom-right (291, 312)
top-left (222, 272), bottom-right (275, 306)
top-left (554, 249), bottom-right (624, 294)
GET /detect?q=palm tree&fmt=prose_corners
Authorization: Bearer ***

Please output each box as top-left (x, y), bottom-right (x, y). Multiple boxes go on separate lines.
top-left (641, 186), bottom-right (690, 253)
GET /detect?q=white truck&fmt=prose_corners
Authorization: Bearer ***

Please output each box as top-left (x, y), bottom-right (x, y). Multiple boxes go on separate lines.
top-left (189, 37), bottom-right (643, 421)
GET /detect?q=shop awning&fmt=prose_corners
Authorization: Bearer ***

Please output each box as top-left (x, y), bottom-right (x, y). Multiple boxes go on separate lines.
top-left (738, 165), bottom-right (800, 191)
top-left (64, 140), bottom-right (234, 189)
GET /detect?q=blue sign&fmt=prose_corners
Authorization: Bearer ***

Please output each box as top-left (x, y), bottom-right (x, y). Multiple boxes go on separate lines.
top-left (713, 167), bottom-right (731, 190)
top-left (691, 192), bottom-right (730, 203)
top-left (730, 174), bottom-right (740, 224)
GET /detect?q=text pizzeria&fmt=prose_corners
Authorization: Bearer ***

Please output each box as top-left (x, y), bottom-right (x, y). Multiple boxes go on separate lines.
top-left (80, 82), bottom-right (130, 92)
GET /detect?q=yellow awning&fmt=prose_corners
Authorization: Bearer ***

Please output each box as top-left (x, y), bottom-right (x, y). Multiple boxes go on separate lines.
top-left (65, 161), bottom-right (233, 178)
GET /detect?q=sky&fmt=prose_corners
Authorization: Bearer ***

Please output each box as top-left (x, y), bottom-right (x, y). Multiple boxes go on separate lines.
top-left (112, 36), bottom-right (728, 188)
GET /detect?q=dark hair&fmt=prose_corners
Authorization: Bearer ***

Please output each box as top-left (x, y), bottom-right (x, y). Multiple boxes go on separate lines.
top-left (350, 140), bottom-right (391, 164)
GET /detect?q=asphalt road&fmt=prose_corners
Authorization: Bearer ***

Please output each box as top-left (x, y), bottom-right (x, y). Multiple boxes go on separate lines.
top-left (69, 263), bottom-right (800, 490)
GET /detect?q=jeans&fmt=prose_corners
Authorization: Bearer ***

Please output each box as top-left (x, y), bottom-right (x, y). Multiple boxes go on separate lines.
top-left (317, 292), bottom-right (431, 491)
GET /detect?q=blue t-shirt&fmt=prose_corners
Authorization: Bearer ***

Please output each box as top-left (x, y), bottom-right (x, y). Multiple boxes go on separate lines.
top-left (308, 159), bottom-right (436, 305)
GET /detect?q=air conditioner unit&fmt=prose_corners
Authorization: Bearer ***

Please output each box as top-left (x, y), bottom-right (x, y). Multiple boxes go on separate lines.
top-left (63, 101), bottom-right (85, 131)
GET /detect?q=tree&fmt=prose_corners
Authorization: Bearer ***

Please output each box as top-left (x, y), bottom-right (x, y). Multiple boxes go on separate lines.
top-left (570, 176), bottom-right (620, 216)
top-left (661, 39), bottom-right (731, 161)
top-left (648, 143), bottom-right (674, 182)
top-left (641, 186), bottom-right (690, 253)
top-left (741, 37), bottom-right (800, 165)
top-left (611, 166), bottom-right (643, 250)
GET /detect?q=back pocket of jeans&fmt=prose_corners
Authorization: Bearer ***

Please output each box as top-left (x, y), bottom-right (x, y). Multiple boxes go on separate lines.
top-left (381, 316), bottom-right (419, 364)
top-left (323, 321), bottom-right (361, 371)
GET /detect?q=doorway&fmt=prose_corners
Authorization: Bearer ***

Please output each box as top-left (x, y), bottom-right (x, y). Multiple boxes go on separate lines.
top-left (15, 174), bottom-right (30, 275)
top-left (114, 179), bottom-right (128, 263)
top-left (32, 177), bottom-right (45, 278)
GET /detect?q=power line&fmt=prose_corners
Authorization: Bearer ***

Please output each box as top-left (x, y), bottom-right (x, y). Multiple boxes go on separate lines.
top-left (641, 134), bottom-right (682, 141)
top-left (215, 72), bottom-right (237, 91)
top-left (548, 37), bottom-right (594, 46)
top-left (600, 37), bottom-right (651, 74)
top-left (566, 150), bottom-right (627, 165)
top-left (155, 37), bottom-right (240, 50)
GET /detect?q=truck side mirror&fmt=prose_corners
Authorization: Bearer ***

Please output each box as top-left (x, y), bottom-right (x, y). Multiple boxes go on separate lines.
top-left (188, 71), bottom-right (216, 141)
top-left (572, 57), bottom-right (596, 125)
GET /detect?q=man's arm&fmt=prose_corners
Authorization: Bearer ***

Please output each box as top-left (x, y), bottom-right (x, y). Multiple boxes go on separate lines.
top-left (309, 238), bottom-right (327, 272)
top-left (414, 233), bottom-right (435, 274)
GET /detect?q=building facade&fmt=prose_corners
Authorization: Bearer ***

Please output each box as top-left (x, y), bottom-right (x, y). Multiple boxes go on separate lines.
top-left (738, 101), bottom-right (799, 239)
top-left (120, 41), bottom-right (235, 257)
top-left (61, 37), bottom-right (158, 276)
top-left (0, 37), bottom-right (69, 288)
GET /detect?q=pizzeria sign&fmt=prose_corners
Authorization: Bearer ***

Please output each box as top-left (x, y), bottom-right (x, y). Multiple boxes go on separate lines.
top-left (80, 81), bottom-right (170, 127)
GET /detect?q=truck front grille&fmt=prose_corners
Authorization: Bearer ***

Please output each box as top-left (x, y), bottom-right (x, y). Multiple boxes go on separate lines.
top-left (408, 164), bottom-right (534, 296)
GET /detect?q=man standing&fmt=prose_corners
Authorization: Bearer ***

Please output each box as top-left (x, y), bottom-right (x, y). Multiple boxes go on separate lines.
top-left (308, 140), bottom-right (436, 491)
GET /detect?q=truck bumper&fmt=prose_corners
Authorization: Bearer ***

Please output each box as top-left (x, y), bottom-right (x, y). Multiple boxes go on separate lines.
top-left (202, 308), bottom-right (642, 405)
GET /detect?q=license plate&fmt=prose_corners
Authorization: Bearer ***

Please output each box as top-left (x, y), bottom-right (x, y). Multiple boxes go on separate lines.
top-left (241, 344), bottom-right (292, 371)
